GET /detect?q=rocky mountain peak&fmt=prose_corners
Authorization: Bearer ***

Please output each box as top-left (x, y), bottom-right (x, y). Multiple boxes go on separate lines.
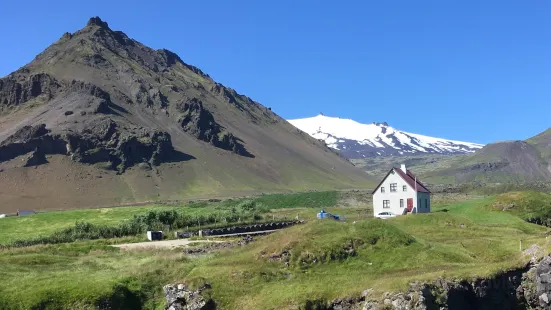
top-left (87, 16), bottom-right (109, 29)
top-left (0, 17), bottom-right (371, 210)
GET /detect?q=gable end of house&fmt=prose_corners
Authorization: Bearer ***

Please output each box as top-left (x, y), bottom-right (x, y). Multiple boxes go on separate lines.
top-left (371, 167), bottom-right (430, 195)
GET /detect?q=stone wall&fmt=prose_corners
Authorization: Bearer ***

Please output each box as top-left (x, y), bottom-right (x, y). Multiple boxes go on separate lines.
top-left (175, 221), bottom-right (304, 238)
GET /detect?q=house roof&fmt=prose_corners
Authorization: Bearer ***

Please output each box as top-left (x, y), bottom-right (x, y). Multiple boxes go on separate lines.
top-left (371, 167), bottom-right (431, 194)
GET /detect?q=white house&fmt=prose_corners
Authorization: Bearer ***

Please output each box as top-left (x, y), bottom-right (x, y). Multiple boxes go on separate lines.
top-left (372, 164), bottom-right (431, 217)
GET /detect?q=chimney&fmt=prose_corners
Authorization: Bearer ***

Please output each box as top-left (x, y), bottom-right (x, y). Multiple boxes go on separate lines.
top-left (401, 164), bottom-right (406, 173)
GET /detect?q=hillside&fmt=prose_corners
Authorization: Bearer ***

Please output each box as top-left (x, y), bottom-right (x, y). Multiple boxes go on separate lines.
top-left (0, 17), bottom-right (373, 212)
top-left (288, 114), bottom-right (483, 158)
top-left (416, 137), bottom-right (551, 184)
top-left (352, 127), bottom-right (551, 186)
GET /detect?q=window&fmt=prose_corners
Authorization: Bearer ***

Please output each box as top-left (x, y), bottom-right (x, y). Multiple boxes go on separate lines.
top-left (383, 200), bottom-right (390, 208)
top-left (400, 199), bottom-right (404, 208)
top-left (381, 187), bottom-right (385, 193)
top-left (403, 185), bottom-right (407, 192)
top-left (390, 183), bottom-right (397, 192)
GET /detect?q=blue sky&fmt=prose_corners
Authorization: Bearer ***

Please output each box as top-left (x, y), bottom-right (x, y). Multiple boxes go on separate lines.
top-left (1, 1), bottom-right (550, 144)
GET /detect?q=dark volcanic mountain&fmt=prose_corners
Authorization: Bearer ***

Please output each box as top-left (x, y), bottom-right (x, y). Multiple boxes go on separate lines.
top-left (0, 17), bottom-right (372, 212)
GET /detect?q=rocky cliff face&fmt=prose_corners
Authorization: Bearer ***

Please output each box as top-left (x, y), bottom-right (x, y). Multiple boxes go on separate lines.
top-left (0, 121), bottom-right (173, 173)
top-left (0, 72), bottom-right (61, 109)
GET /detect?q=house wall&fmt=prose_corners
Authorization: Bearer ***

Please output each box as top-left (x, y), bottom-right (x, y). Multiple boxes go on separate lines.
top-left (416, 192), bottom-right (431, 213)
top-left (373, 169), bottom-right (418, 217)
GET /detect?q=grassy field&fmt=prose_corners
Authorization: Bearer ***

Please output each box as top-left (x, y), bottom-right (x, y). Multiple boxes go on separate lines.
top-left (0, 204), bottom-right (223, 244)
top-left (351, 154), bottom-right (466, 180)
top-left (0, 189), bottom-right (476, 245)
top-left (0, 191), bottom-right (548, 309)
top-left (0, 191), bottom-right (351, 244)
top-left (185, 196), bottom-right (549, 309)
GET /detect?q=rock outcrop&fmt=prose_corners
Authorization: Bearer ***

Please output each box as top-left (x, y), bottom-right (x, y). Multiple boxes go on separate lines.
top-left (0, 121), bottom-right (174, 173)
top-left (0, 125), bottom-right (67, 162)
top-left (163, 283), bottom-right (215, 310)
top-left (522, 254), bottom-right (551, 309)
top-left (176, 97), bottom-right (252, 157)
top-left (0, 73), bottom-right (60, 107)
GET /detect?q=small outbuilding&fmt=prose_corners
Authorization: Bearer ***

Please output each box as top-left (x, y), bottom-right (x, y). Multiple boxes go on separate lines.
top-left (372, 164), bottom-right (431, 217)
top-left (147, 231), bottom-right (163, 241)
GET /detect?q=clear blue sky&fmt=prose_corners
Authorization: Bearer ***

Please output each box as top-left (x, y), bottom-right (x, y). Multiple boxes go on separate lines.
top-left (1, 1), bottom-right (550, 144)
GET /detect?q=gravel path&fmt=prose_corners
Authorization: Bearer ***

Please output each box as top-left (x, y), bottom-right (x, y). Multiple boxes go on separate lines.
top-left (112, 239), bottom-right (224, 250)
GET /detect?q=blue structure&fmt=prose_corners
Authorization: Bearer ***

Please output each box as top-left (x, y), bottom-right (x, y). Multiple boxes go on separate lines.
top-left (16, 209), bottom-right (36, 216)
top-left (317, 210), bottom-right (327, 219)
top-left (317, 210), bottom-right (342, 221)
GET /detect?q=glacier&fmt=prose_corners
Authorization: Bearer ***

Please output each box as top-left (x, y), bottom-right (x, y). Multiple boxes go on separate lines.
top-left (288, 114), bottom-right (483, 158)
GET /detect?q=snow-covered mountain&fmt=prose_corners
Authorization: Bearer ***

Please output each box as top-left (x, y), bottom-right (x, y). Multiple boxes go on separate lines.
top-left (288, 114), bottom-right (484, 159)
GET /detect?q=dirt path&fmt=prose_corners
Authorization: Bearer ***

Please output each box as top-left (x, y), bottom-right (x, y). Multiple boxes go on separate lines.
top-left (111, 239), bottom-right (224, 250)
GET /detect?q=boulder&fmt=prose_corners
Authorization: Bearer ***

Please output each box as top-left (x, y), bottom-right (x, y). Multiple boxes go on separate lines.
top-left (163, 283), bottom-right (214, 310)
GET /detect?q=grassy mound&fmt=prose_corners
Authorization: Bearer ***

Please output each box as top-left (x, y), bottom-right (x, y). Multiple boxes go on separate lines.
top-left (490, 191), bottom-right (551, 225)
top-left (257, 220), bottom-right (416, 269)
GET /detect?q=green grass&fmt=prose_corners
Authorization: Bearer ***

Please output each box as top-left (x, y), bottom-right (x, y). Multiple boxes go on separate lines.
top-left (182, 199), bottom-right (549, 309)
top-left (244, 191), bottom-right (338, 210)
top-left (0, 192), bottom-right (549, 309)
top-left (488, 191), bottom-right (551, 223)
top-left (0, 205), bottom-right (219, 244)
top-left (0, 191), bottom-right (341, 244)
top-left (0, 239), bottom-right (191, 309)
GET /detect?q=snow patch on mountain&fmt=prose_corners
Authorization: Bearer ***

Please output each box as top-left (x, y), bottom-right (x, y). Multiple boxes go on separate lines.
top-left (288, 114), bottom-right (484, 158)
